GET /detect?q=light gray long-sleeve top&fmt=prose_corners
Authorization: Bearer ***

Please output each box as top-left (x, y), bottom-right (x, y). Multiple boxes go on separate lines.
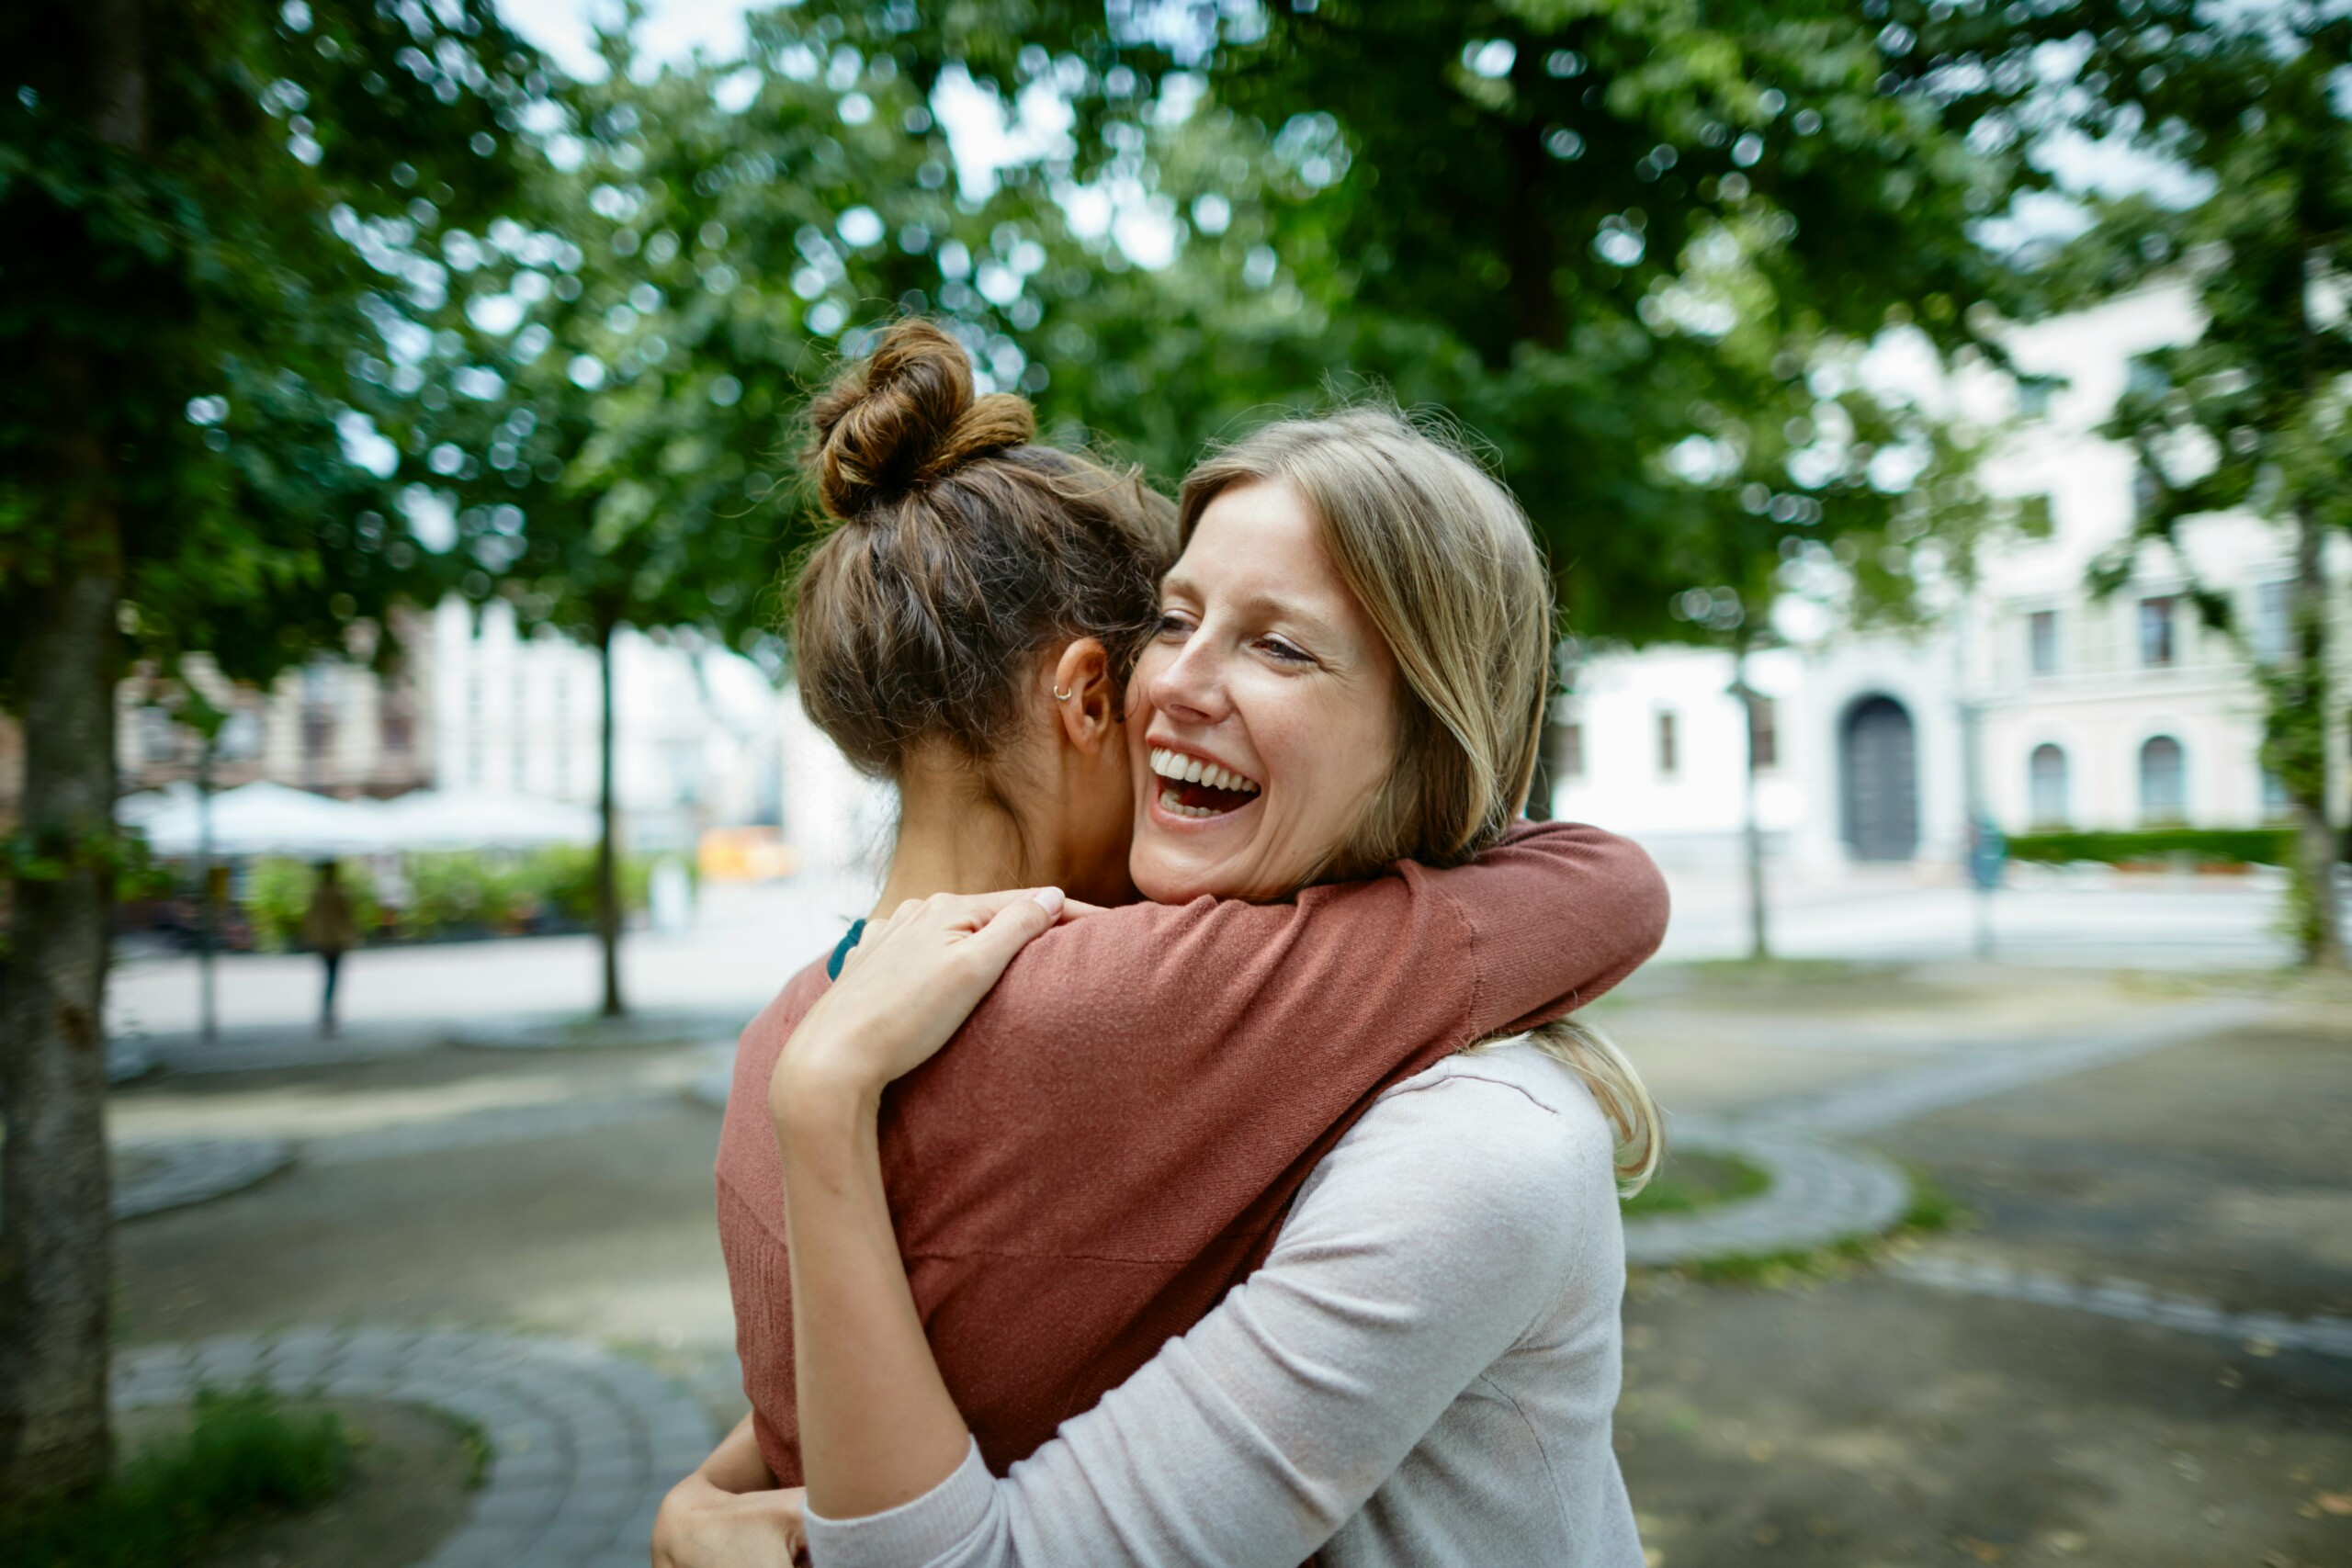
top-left (804, 1039), bottom-right (1645, 1568)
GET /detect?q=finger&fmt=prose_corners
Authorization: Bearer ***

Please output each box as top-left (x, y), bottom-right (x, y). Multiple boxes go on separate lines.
top-left (930, 886), bottom-right (1065, 929)
top-left (956, 886), bottom-right (1063, 974)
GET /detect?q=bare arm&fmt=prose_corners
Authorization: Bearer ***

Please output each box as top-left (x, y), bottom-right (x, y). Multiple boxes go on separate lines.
top-left (650, 1414), bottom-right (808, 1568)
top-left (772, 889), bottom-right (1070, 1517)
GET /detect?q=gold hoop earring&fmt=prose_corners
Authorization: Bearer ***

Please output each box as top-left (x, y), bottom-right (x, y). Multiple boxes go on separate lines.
top-left (1054, 684), bottom-right (1074, 702)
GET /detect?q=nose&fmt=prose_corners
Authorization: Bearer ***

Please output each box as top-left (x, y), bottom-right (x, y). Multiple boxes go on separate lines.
top-left (1147, 626), bottom-right (1228, 726)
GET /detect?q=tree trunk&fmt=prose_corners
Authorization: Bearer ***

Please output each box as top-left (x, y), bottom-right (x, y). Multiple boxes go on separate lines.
top-left (2287, 503), bottom-right (2345, 969)
top-left (0, 0), bottom-right (145, 1501)
top-left (595, 621), bottom-right (626, 1016)
top-left (0, 410), bottom-right (124, 1506)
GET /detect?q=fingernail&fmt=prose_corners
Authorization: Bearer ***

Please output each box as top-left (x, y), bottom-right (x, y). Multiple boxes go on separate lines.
top-left (1032, 886), bottom-right (1065, 916)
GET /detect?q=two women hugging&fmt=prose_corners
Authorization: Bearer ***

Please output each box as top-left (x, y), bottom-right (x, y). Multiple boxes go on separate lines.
top-left (655, 318), bottom-right (1670, 1568)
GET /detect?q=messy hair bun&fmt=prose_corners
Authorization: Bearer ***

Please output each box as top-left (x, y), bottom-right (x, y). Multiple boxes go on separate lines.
top-left (806, 319), bottom-right (1037, 518)
top-left (788, 318), bottom-right (1178, 782)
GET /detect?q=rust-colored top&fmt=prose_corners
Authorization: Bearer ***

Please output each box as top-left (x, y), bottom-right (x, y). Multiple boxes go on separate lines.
top-left (715, 820), bottom-right (1668, 1485)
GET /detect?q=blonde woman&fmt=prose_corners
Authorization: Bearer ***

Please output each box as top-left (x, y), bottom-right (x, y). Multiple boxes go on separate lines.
top-left (763, 408), bottom-right (1662, 1568)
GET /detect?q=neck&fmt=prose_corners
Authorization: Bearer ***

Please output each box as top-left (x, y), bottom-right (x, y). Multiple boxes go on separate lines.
top-left (871, 772), bottom-right (1032, 919)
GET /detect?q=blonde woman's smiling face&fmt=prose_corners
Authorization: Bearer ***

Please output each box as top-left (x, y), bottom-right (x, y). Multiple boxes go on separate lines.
top-left (1126, 479), bottom-right (1401, 903)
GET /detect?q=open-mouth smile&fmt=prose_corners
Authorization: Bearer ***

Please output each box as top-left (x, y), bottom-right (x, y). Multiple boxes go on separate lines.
top-left (1148, 745), bottom-right (1262, 820)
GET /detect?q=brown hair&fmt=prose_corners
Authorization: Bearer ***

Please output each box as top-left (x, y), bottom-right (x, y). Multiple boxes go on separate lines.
top-left (789, 319), bottom-right (1178, 780)
top-left (1181, 405), bottom-right (1662, 1192)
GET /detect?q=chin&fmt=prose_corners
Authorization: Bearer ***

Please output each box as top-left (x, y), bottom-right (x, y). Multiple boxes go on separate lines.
top-left (1130, 856), bottom-right (1211, 906)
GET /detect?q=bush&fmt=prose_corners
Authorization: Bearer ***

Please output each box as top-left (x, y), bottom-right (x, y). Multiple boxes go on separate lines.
top-left (243, 858), bottom-right (381, 952)
top-left (525, 842), bottom-right (652, 927)
top-left (401, 850), bottom-right (534, 937)
top-left (0, 1387), bottom-right (351, 1568)
top-left (2002, 827), bottom-right (2292, 867)
top-left (235, 847), bottom-right (666, 945)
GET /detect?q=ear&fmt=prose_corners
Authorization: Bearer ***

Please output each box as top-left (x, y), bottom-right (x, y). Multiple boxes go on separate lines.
top-left (1050, 638), bottom-right (1118, 754)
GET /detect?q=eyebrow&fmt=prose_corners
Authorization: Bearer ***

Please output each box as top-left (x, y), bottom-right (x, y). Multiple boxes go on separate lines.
top-left (1163, 572), bottom-right (1348, 646)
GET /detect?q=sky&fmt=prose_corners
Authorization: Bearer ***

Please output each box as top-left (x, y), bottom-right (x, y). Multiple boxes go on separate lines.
top-left (496, 0), bottom-right (755, 79)
top-left (492, 0), bottom-right (2198, 254)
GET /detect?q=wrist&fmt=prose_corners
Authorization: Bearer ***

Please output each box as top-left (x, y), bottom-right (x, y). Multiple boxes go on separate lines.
top-left (770, 1060), bottom-right (882, 1155)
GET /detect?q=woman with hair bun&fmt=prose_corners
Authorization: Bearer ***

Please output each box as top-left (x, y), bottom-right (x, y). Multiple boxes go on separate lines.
top-left (653, 321), bottom-right (1665, 1568)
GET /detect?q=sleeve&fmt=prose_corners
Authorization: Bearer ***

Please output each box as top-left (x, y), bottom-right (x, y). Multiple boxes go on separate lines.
top-left (922, 820), bottom-right (1668, 1127)
top-left (807, 1071), bottom-right (1597, 1568)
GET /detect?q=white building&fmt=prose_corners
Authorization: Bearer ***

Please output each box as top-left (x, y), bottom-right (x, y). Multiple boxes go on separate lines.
top-left (1553, 284), bottom-right (2350, 875)
top-left (426, 598), bottom-right (792, 854)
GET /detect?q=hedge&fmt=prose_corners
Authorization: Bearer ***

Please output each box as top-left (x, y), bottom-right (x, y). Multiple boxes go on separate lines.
top-left (2003, 827), bottom-right (2293, 867)
top-left (240, 848), bottom-right (658, 949)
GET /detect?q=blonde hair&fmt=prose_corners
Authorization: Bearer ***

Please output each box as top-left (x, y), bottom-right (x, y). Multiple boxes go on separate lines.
top-left (1182, 403), bottom-right (1663, 1195)
top-left (1472, 1020), bottom-right (1664, 1196)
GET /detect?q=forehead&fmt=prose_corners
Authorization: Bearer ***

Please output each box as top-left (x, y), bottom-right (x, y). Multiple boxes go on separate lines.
top-left (1170, 479), bottom-right (1352, 614)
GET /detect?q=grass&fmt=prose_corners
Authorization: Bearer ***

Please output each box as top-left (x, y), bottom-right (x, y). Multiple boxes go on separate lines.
top-left (1622, 1150), bottom-right (1771, 1219)
top-left (0, 1388), bottom-right (352, 1568)
top-left (1655, 1166), bottom-right (1967, 1290)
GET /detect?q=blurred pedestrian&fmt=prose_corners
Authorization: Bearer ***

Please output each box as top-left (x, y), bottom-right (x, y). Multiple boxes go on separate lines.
top-left (301, 861), bottom-right (358, 1036)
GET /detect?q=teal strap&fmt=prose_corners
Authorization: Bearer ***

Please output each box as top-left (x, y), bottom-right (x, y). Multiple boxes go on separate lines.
top-left (825, 918), bottom-right (867, 981)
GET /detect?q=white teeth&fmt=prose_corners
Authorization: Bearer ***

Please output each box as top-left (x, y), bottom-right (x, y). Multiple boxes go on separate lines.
top-left (1149, 747), bottom-right (1261, 795)
top-left (1158, 785), bottom-right (1220, 818)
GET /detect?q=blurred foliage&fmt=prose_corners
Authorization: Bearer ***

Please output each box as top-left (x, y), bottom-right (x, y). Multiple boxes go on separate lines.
top-left (2003, 828), bottom-right (2295, 870)
top-left (243, 856), bottom-right (381, 953)
top-left (238, 848), bottom-right (655, 947)
top-left (757, 0), bottom-right (2037, 656)
top-left (0, 0), bottom-right (541, 704)
top-left (0, 1387), bottom-right (349, 1568)
top-left (1896, 0), bottom-right (2351, 964)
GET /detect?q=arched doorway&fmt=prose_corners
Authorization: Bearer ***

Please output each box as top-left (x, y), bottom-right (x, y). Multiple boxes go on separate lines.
top-left (1840, 695), bottom-right (1919, 862)
top-left (2030, 743), bottom-right (2070, 828)
top-left (2139, 734), bottom-right (2187, 823)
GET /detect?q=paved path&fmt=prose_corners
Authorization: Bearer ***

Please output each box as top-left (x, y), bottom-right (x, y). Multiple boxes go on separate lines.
top-left (1747, 999), bottom-right (2268, 1136)
top-left (1624, 998), bottom-right (2270, 1268)
top-left (113, 1138), bottom-right (295, 1219)
top-left (1886, 1253), bottom-right (2352, 1361)
top-left (1624, 1118), bottom-right (1910, 1267)
top-left (116, 1325), bottom-right (717, 1568)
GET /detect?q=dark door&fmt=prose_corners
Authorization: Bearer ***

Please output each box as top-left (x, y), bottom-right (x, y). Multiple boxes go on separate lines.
top-left (1841, 696), bottom-right (1919, 862)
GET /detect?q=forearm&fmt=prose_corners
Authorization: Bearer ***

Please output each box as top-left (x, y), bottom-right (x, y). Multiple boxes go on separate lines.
top-left (697, 1413), bottom-right (775, 1495)
top-left (779, 1080), bottom-right (974, 1520)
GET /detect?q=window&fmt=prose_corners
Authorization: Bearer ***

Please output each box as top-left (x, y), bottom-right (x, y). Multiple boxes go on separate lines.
top-left (2029, 609), bottom-right (2059, 676)
top-left (2262, 768), bottom-right (2290, 819)
top-left (1656, 710), bottom-right (1679, 778)
top-left (2029, 743), bottom-right (2069, 828)
top-left (1558, 718), bottom-right (1585, 780)
top-left (2139, 735), bottom-right (2187, 824)
top-left (1747, 696), bottom-right (1778, 771)
top-left (2253, 581), bottom-right (2292, 664)
top-left (379, 705), bottom-right (413, 756)
top-left (2138, 596), bottom-right (2177, 668)
top-left (218, 710), bottom-right (264, 761)
top-left (137, 708), bottom-right (178, 765)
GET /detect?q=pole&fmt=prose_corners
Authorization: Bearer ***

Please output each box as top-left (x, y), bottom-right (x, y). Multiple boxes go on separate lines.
top-left (1730, 649), bottom-right (1770, 962)
top-left (1956, 602), bottom-right (1994, 961)
top-left (196, 734), bottom-right (218, 1045)
top-left (595, 620), bottom-right (625, 1018)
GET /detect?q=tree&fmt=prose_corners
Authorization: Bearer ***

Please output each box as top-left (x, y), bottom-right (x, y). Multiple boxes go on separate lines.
top-left (417, 13), bottom-right (1085, 1013)
top-left (798, 0), bottom-right (2025, 953)
top-left (1899, 0), bottom-right (2350, 967)
top-left (0, 0), bottom-right (533, 1499)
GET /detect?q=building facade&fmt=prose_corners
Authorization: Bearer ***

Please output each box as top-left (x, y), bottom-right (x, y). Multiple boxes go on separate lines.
top-left (1552, 284), bottom-right (2350, 875)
